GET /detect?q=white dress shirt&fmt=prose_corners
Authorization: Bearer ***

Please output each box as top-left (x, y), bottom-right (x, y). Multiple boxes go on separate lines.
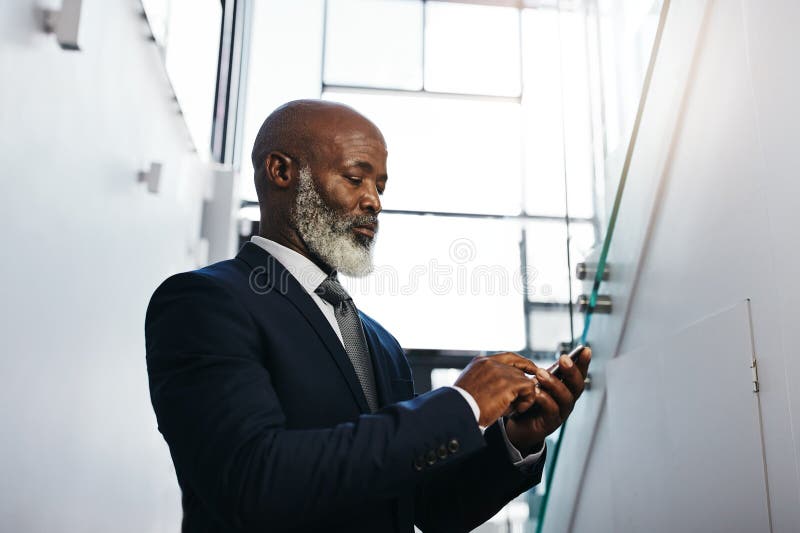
top-left (250, 236), bottom-right (544, 468)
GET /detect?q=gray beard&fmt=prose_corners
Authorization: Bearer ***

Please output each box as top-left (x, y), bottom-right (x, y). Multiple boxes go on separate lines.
top-left (289, 166), bottom-right (377, 277)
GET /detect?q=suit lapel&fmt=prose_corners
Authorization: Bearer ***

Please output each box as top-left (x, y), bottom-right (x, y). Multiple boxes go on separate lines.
top-left (236, 242), bottom-right (371, 413)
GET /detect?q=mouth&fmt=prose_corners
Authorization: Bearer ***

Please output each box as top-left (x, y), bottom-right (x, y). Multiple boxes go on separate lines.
top-left (352, 223), bottom-right (377, 239)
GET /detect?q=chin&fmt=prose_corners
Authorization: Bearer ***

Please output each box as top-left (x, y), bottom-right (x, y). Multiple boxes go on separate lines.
top-left (337, 249), bottom-right (375, 278)
top-left (309, 234), bottom-right (374, 278)
top-left (336, 256), bottom-right (374, 278)
top-left (352, 233), bottom-right (374, 249)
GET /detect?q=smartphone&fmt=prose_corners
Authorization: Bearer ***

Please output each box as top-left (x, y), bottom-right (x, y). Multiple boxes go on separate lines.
top-left (507, 344), bottom-right (586, 420)
top-left (546, 344), bottom-right (585, 379)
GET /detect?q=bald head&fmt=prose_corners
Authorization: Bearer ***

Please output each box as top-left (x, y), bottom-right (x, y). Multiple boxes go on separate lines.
top-left (250, 99), bottom-right (385, 202)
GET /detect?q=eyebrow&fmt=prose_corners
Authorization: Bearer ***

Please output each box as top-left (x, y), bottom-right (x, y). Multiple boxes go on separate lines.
top-left (344, 159), bottom-right (389, 181)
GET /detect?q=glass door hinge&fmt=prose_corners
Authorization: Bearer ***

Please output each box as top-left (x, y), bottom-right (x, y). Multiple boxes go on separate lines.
top-left (750, 358), bottom-right (760, 393)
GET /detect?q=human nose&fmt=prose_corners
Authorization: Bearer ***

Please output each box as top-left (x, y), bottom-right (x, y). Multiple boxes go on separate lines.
top-left (360, 182), bottom-right (382, 215)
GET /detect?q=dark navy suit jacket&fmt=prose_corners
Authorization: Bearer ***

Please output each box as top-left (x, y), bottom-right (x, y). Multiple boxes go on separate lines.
top-left (145, 242), bottom-right (544, 533)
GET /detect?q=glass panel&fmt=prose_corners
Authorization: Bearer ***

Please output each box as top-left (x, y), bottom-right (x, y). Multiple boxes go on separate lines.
top-left (424, 2), bottom-right (521, 97)
top-left (339, 214), bottom-right (526, 352)
top-left (323, 0), bottom-right (424, 90)
top-left (525, 220), bottom-right (568, 304)
top-left (521, 8), bottom-right (595, 220)
top-left (559, 9), bottom-right (596, 220)
top-left (536, 1), bottom-right (666, 530)
top-left (162, 0), bottom-right (222, 155)
top-left (322, 89), bottom-right (523, 215)
top-left (525, 220), bottom-right (595, 303)
top-left (529, 309), bottom-right (572, 353)
top-left (240, 0), bottom-right (326, 202)
top-left (564, 216), bottom-right (602, 357)
top-left (597, 0), bottom-right (664, 185)
top-left (521, 8), bottom-right (565, 218)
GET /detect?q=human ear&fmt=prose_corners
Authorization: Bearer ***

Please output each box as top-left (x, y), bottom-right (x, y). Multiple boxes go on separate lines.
top-left (264, 151), bottom-right (295, 189)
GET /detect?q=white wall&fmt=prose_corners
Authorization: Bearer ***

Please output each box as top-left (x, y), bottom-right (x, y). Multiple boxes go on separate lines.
top-left (0, 0), bottom-right (209, 530)
top-left (545, 0), bottom-right (800, 531)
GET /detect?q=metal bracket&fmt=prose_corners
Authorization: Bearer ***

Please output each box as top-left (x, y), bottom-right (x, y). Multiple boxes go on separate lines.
top-left (577, 294), bottom-right (612, 314)
top-left (41, 0), bottom-right (83, 51)
top-left (750, 358), bottom-right (759, 393)
top-left (576, 262), bottom-right (610, 281)
top-left (137, 162), bottom-right (162, 194)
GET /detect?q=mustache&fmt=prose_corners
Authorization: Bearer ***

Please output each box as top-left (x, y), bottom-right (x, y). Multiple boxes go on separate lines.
top-left (348, 214), bottom-right (379, 228)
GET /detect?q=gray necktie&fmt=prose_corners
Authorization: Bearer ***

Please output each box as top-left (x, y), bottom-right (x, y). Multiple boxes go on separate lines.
top-left (315, 272), bottom-right (379, 413)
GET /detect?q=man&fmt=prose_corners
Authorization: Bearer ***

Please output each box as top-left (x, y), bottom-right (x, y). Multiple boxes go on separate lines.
top-left (145, 100), bottom-right (591, 533)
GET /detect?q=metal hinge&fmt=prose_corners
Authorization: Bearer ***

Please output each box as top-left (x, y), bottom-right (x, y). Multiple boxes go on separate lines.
top-left (750, 358), bottom-right (760, 393)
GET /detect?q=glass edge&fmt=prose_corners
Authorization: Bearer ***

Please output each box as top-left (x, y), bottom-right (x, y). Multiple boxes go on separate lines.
top-left (534, 0), bottom-right (672, 530)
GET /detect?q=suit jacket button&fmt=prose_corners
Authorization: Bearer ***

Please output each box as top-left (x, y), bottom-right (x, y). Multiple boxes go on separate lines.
top-left (413, 456), bottom-right (425, 471)
top-left (425, 450), bottom-right (437, 466)
top-left (437, 444), bottom-right (448, 459)
top-left (447, 438), bottom-right (460, 454)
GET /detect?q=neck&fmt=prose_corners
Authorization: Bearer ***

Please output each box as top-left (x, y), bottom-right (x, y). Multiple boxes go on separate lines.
top-left (258, 223), bottom-right (335, 275)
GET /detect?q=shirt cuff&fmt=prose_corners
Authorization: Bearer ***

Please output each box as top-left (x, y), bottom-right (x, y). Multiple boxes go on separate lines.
top-left (447, 386), bottom-right (545, 469)
top-left (448, 385), bottom-right (486, 434)
top-left (497, 417), bottom-right (546, 469)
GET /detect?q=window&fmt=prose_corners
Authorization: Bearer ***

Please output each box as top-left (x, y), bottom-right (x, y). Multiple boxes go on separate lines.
top-left (323, 0), bottom-right (424, 90)
top-left (322, 89), bottom-right (523, 215)
top-left (424, 2), bottom-right (521, 96)
top-left (340, 214), bottom-right (526, 352)
top-left (140, 0), bottom-right (223, 156)
top-left (239, 0), bottom-right (326, 202)
top-left (238, 0), bottom-right (601, 358)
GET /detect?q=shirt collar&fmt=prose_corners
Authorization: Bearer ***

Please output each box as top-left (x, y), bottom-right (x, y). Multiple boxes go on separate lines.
top-left (250, 236), bottom-right (330, 295)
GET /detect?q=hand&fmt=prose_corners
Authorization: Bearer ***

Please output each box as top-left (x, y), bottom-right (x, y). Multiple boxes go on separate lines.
top-left (505, 347), bottom-right (592, 454)
top-left (453, 352), bottom-right (539, 427)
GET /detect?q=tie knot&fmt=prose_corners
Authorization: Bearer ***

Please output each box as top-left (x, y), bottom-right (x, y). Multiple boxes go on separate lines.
top-left (315, 273), bottom-right (351, 306)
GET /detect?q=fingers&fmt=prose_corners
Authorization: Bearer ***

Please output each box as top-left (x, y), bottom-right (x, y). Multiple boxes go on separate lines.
top-left (511, 380), bottom-right (538, 414)
top-left (511, 398), bottom-right (535, 416)
top-left (455, 354), bottom-right (541, 424)
top-left (557, 354), bottom-right (585, 400)
top-left (511, 373), bottom-right (537, 399)
top-left (490, 352), bottom-right (539, 375)
top-left (500, 376), bottom-right (537, 420)
top-left (575, 347), bottom-right (592, 379)
top-left (509, 350), bottom-right (592, 429)
top-left (533, 388), bottom-right (562, 427)
top-left (536, 367), bottom-right (574, 419)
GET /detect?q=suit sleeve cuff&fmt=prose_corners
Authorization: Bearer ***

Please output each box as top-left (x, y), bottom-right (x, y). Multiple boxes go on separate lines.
top-left (448, 385), bottom-right (486, 434)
